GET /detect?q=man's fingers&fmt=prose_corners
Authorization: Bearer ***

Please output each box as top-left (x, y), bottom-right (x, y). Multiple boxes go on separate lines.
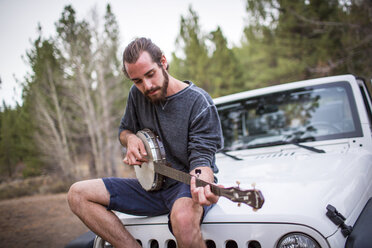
top-left (123, 153), bottom-right (145, 166)
top-left (131, 148), bottom-right (142, 161)
top-left (124, 142), bottom-right (148, 166)
top-left (190, 177), bottom-right (198, 202)
top-left (139, 143), bottom-right (147, 157)
top-left (197, 187), bottom-right (208, 205)
top-left (191, 177), bottom-right (206, 204)
top-left (124, 135), bottom-right (148, 165)
top-left (205, 185), bottom-right (219, 204)
top-left (197, 187), bottom-right (212, 206)
top-left (134, 137), bottom-right (147, 157)
top-left (190, 177), bottom-right (216, 206)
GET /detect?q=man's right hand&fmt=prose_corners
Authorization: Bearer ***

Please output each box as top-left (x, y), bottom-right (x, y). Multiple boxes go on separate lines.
top-left (122, 133), bottom-right (148, 166)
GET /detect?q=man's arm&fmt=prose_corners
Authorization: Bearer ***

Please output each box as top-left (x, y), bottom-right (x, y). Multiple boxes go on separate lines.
top-left (187, 99), bottom-right (223, 206)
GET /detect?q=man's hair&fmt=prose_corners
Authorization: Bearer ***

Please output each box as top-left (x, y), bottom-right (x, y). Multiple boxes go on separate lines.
top-left (122, 37), bottom-right (168, 78)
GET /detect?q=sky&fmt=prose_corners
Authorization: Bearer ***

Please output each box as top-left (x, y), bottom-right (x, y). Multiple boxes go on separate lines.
top-left (0, 0), bottom-right (247, 107)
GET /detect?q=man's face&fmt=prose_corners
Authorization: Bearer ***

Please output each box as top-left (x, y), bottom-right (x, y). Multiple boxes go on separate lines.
top-left (125, 51), bottom-right (169, 104)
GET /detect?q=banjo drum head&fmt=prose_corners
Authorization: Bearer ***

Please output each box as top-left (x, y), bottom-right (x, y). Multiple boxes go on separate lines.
top-left (135, 129), bottom-right (164, 191)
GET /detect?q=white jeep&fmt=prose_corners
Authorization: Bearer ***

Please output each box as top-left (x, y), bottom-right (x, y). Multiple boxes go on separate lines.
top-left (94, 75), bottom-right (372, 248)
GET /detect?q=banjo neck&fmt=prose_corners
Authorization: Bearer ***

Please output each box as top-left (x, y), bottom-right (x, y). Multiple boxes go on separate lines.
top-left (154, 162), bottom-right (222, 196)
top-left (154, 161), bottom-right (265, 209)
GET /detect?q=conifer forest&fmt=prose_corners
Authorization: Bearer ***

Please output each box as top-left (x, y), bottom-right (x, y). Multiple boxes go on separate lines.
top-left (0, 1), bottom-right (371, 186)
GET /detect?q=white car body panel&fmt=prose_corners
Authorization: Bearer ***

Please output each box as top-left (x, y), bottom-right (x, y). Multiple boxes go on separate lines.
top-left (94, 75), bottom-right (372, 248)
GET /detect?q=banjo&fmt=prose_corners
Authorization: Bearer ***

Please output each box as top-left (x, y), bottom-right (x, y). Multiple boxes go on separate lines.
top-left (133, 128), bottom-right (265, 210)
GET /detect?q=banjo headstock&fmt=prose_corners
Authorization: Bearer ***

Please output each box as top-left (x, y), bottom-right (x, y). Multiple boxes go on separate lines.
top-left (219, 183), bottom-right (265, 210)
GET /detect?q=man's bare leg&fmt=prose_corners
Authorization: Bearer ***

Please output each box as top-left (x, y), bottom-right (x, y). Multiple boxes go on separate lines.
top-left (67, 179), bottom-right (140, 248)
top-left (170, 197), bottom-right (206, 248)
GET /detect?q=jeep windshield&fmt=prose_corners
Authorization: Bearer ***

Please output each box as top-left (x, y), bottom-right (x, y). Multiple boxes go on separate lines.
top-left (217, 81), bottom-right (363, 151)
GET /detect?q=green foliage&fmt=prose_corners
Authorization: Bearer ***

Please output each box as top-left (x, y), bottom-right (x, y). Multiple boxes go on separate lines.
top-left (171, 6), bottom-right (211, 91)
top-left (171, 6), bottom-right (245, 97)
top-left (15, 102), bottom-right (44, 177)
top-left (0, 175), bottom-right (73, 200)
top-left (209, 27), bottom-right (244, 96)
top-left (0, 102), bottom-right (42, 178)
top-left (236, 0), bottom-right (372, 88)
top-left (0, 4), bottom-right (130, 181)
top-left (56, 5), bottom-right (92, 62)
top-left (0, 103), bottom-right (18, 177)
top-left (1, 1), bottom-right (371, 183)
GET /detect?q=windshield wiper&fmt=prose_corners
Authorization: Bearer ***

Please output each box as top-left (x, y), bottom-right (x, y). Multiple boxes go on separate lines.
top-left (219, 150), bottom-right (243, 160)
top-left (277, 133), bottom-right (326, 153)
top-left (284, 140), bottom-right (325, 153)
top-left (241, 138), bottom-right (325, 153)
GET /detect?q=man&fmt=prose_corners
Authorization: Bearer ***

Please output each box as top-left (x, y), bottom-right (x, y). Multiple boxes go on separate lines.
top-left (68, 37), bottom-right (223, 248)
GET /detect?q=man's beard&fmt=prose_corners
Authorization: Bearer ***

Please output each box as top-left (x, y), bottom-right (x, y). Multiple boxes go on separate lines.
top-left (144, 67), bottom-right (169, 104)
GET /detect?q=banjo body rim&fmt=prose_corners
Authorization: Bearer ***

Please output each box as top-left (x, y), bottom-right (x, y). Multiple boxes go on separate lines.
top-left (135, 128), bottom-right (167, 191)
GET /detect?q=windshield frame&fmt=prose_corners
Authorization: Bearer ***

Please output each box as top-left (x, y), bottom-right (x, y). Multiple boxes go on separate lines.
top-left (217, 81), bottom-right (363, 151)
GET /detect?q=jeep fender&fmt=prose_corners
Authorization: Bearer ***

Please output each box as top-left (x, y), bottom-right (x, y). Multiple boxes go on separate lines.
top-left (345, 198), bottom-right (372, 247)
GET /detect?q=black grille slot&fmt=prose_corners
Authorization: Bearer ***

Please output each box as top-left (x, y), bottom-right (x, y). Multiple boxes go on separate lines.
top-left (150, 239), bottom-right (159, 248)
top-left (226, 240), bottom-right (238, 248)
top-left (248, 240), bottom-right (262, 248)
top-left (206, 239), bottom-right (216, 248)
top-left (167, 239), bottom-right (177, 248)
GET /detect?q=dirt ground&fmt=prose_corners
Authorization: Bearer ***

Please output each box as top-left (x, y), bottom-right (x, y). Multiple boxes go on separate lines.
top-left (0, 193), bottom-right (89, 248)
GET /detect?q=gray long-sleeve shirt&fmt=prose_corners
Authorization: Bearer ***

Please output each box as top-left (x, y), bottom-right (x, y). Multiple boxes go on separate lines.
top-left (119, 81), bottom-right (223, 182)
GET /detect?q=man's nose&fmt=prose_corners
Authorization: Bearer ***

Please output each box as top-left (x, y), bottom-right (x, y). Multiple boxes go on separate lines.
top-left (143, 79), bottom-right (152, 90)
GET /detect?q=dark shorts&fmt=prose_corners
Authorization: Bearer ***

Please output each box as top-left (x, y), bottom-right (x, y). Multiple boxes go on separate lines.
top-left (102, 177), bottom-right (214, 232)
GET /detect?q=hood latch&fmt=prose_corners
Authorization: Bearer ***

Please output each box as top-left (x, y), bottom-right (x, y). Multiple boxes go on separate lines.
top-left (326, 204), bottom-right (353, 237)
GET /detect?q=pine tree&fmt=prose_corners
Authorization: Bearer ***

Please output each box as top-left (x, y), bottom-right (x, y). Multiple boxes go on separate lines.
top-left (54, 4), bottom-right (130, 177)
top-left (20, 5), bottom-right (129, 179)
top-left (92, 4), bottom-right (131, 176)
top-left (24, 27), bottom-right (77, 178)
top-left (209, 27), bottom-right (244, 97)
top-left (239, 0), bottom-right (372, 88)
top-left (171, 6), bottom-right (211, 92)
top-left (0, 103), bottom-right (18, 177)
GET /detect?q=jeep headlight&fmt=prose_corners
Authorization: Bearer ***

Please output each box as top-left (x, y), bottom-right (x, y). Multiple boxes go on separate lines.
top-left (277, 233), bottom-right (320, 248)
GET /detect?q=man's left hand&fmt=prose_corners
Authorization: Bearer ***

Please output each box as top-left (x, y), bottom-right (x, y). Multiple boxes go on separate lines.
top-left (190, 168), bottom-right (220, 206)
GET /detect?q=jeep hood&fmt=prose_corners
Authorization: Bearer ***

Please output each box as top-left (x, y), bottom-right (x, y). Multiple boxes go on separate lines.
top-left (207, 144), bottom-right (372, 237)
top-left (118, 143), bottom-right (372, 238)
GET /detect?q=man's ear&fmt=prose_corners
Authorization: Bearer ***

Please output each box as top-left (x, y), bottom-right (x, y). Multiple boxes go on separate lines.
top-left (160, 55), bottom-right (168, 70)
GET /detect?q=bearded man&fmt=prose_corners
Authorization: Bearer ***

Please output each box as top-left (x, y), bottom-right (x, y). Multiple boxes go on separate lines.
top-left (67, 37), bottom-right (223, 248)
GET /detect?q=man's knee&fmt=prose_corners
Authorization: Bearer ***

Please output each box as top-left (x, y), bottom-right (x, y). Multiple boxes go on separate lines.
top-left (172, 210), bottom-right (194, 227)
top-left (67, 181), bottom-right (85, 213)
top-left (171, 198), bottom-right (203, 232)
top-left (171, 209), bottom-right (201, 238)
top-left (68, 179), bottom-right (109, 213)
top-left (171, 210), bottom-right (202, 247)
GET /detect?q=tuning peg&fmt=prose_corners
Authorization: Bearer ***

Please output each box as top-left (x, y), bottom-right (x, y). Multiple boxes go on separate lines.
top-left (236, 180), bottom-right (241, 188)
top-left (237, 203), bottom-right (241, 207)
top-left (195, 169), bottom-right (201, 178)
top-left (253, 208), bottom-right (258, 212)
top-left (251, 182), bottom-right (256, 189)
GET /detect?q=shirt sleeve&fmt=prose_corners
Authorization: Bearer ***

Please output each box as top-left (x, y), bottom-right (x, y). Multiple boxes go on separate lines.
top-left (188, 104), bottom-right (224, 172)
top-left (118, 87), bottom-right (140, 141)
